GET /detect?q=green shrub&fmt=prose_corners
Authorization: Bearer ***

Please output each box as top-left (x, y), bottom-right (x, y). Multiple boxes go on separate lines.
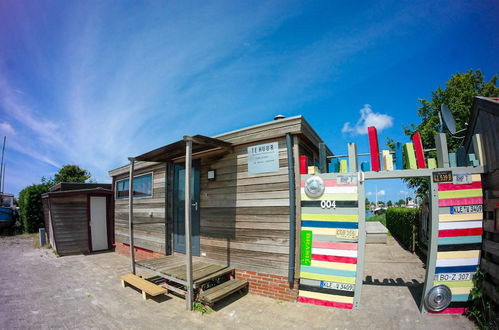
top-left (385, 208), bottom-right (419, 252)
top-left (18, 183), bottom-right (51, 233)
top-left (367, 213), bottom-right (386, 227)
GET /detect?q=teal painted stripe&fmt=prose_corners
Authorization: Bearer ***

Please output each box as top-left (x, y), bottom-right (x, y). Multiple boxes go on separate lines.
top-left (300, 265), bottom-right (356, 278)
top-left (452, 294), bottom-right (471, 302)
top-left (438, 235), bottom-right (482, 245)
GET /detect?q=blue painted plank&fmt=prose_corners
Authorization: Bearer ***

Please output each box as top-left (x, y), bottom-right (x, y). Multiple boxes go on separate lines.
top-left (457, 146), bottom-right (466, 167)
top-left (452, 294), bottom-right (471, 302)
top-left (435, 265), bottom-right (478, 274)
top-left (449, 153), bottom-right (457, 168)
top-left (300, 266), bottom-right (356, 278)
top-left (360, 161), bottom-right (370, 171)
top-left (301, 221), bottom-right (358, 229)
top-left (438, 235), bottom-right (482, 245)
top-left (395, 142), bottom-right (404, 170)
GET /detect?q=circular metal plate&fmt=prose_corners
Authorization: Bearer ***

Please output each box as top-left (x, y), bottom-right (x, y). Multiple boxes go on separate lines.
top-left (304, 176), bottom-right (325, 198)
top-left (425, 285), bottom-right (452, 312)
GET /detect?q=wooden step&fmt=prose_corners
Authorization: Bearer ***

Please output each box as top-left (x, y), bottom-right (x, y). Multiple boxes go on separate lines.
top-left (199, 279), bottom-right (248, 306)
top-left (121, 273), bottom-right (167, 300)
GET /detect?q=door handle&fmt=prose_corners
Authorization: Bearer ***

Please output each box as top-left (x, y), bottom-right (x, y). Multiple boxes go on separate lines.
top-left (192, 202), bottom-right (198, 211)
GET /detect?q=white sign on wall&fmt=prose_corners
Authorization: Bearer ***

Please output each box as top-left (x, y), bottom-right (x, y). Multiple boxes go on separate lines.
top-left (248, 142), bottom-right (279, 174)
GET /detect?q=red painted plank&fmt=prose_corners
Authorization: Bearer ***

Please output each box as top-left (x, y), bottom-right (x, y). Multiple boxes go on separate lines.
top-left (438, 197), bottom-right (483, 207)
top-left (412, 132), bottom-right (426, 169)
top-left (428, 307), bottom-right (468, 315)
top-left (438, 227), bottom-right (483, 237)
top-left (438, 181), bottom-right (482, 191)
top-left (300, 156), bottom-right (308, 175)
top-left (298, 296), bottom-right (353, 309)
top-left (312, 241), bottom-right (358, 250)
top-left (368, 126), bottom-right (380, 172)
top-left (312, 254), bottom-right (357, 264)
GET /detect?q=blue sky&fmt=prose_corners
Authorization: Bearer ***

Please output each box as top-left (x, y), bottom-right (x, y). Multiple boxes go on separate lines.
top-left (0, 1), bottom-right (498, 200)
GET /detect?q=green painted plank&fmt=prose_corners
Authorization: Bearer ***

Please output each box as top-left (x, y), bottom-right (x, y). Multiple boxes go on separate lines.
top-left (403, 143), bottom-right (417, 169)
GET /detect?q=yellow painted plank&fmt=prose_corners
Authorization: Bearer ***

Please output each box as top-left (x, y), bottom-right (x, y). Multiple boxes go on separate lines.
top-left (438, 189), bottom-right (483, 199)
top-left (437, 250), bottom-right (481, 260)
top-left (300, 272), bottom-right (356, 284)
top-left (121, 274), bottom-right (166, 296)
top-left (449, 286), bottom-right (472, 295)
top-left (433, 280), bottom-right (473, 288)
top-left (439, 213), bottom-right (483, 222)
top-left (302, 213), bottom-right (358, 222)
top-left (298, 290), bottom-right (354, 304)
top-left (471, 174), bottom-right (481, 182)
top-left (310, 260), bottom-right (357, 271)
top-left (301, 227), bottom-right (359, 238)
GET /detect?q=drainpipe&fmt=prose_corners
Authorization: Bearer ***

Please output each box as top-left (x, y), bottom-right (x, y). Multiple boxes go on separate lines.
top-left (285, 133), bottom-right (296, 284)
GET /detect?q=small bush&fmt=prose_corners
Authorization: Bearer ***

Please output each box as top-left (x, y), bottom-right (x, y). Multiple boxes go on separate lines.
top-left (367, 213), bottom-right (386, 227)
top-left (18, 183), bottom-right (51, 233)
top-left (385, 208), bottom-right (419, 252)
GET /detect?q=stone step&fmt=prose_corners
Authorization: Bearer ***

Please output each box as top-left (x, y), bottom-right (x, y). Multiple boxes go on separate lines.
top-left (366, 221), bottom-right (388, 244)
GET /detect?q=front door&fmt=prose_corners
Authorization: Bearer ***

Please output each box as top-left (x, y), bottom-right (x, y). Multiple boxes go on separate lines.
top-left (173, 161), bottom-right (201, 255)
top-left (90, 196), bottom-right (109, 251)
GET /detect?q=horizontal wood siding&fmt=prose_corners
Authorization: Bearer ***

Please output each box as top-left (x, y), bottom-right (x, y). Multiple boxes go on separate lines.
top-left (199, 137), bottom-right (291, 276)
top-left (50, 195), bottom-right (89, 255)
top-left (114, 164), bottom-right (166, 253)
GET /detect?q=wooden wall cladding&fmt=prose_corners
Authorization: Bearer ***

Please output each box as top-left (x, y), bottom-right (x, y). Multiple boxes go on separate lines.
top-left (298, 174), bottom-right (359, 309)
top-left (114, 164), bottom-right (166, 253)
top-left (431, 174), bottom-right (483, 315)
top-left (198, 137), bottom-right (291, 277)
top-left (50, 195), bottom-right (89, 255)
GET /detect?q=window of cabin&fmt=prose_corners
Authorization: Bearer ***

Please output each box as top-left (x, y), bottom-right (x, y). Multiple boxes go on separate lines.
top-left (116, 173), bottom-right (153, 199)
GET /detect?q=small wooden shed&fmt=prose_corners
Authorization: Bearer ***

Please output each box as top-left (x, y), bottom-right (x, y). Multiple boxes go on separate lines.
top-left (42, 183), bottom-right (113, 256)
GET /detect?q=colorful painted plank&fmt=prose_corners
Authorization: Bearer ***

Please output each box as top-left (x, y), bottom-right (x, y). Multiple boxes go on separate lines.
top-left (368, 126), bottom-right (380, 171)
top-left (449, 153), bottom-right (457, 168)
top-left (412, 132), bottom-right (426, 169)
top-left (437, 235), bottom-right (482, 245)
top-left (438, 228), bottom-right (483, 237)
top-left (438, 181), bottom-right (482, 191)
top-left (438, 197), bottom-right (483, 207)
top-left (311, 254), bottom-right (357, 264)
top-left (395, 142), bottom-right (404, 170)
top-left (300, 156), bottom-right (308, 174)
top-left (360, 161), bottom-right (370, 172)
top-left (435, 133), bottom-right (450, 168)
top-left (298, 297), bottom-right (353, 309)
top-left (382, 150), bottom-right (394, 171)
top-left (403, 143), bottom-right (417, 169)
top-left (438, 189), bottom-right (483, 199)
top-left (472, 134), bottom-right (485, 166)
top-left (339, 160), bottom-right (348, 173)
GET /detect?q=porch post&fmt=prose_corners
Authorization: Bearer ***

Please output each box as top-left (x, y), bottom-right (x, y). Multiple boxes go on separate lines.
top-left (128, 157), bottom-right (136, 275)
top-left (184, 140), bottom-right (194, 311)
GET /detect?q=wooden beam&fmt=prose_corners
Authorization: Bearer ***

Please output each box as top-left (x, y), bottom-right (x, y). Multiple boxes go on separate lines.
top-left (128, 158), bottom-right (136, 275)
top-left (183, 135), bottom-right (232, 149)
top-left (434, 133), bottom-right (449, 168)
top-left (348, 143), bottom-right (358, 173)
top-left (185, 141), bottom-right (194, 311)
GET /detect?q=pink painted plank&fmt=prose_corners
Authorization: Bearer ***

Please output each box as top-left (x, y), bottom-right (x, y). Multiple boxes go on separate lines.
top-left (312, 254), bottom-right (357, 264)
top-left (298, 296), bottom-right (353, 309)
top-left (428, 307), bottom-right (468, 315)
top-left (412, 132), bottom-right (426, 169)
top-left (368, 126), bottom-right (380, 172)
top-left (312, 241), bottom-right (358, 250)
top-left (438, 197), bottom-right (483, 207)
top-left (300, 180), bottom-right (356, 187)
top-left (438, 181), bottom-right (482, 191)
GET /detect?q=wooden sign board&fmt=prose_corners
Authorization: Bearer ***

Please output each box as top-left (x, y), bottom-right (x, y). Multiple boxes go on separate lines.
top-left (432, 171), bottom-right (453, 183)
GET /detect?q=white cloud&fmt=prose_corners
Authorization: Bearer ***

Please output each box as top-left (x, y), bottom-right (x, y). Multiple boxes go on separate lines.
top-left (377, 190), bottom-right (386, 196)
top-left (341, 104), bottom-right (393, 136)
top-left (0, 122), bottom-right (15, 136)
top-left (367, 191), bottom-right (373, 196)
top-left (399, 190), bottom-right (408, 195)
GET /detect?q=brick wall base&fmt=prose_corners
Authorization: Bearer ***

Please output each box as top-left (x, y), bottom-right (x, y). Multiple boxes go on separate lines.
top-left (115, 241), bottom-right (165, 261)
top-left (115, 241), bottom-right (299, 302)
top-left (235, 270), bottom-right (299, 302)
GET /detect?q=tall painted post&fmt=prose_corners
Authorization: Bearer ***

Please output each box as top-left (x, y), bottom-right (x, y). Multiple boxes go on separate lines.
top-left (184, 139), bottom-right (194, 311)
top-left (128, 157), bottom-right (136, 275)
top-left (395, 142), bottom-right (403, 170)
top-left (368, 127), bottom-right (380, 171)
top-left (412, 132), bottom-right (426, 169)
top-left (348, 143), bottom-right (358, 173)
top-left (434, 133), bottom-right (449, 168)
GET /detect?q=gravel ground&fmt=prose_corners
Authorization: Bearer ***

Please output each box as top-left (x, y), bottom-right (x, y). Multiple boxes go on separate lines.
top-left (0, 235), bottom-right (474, 330)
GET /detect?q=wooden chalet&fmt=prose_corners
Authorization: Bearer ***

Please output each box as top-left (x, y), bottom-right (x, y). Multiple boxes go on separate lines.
top-left (109, 115), bottom-right (332, 309)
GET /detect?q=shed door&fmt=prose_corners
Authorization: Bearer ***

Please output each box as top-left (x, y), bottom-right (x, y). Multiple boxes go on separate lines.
top-left (90, 196), bottom-right (108, 251)
top-left (173, 161), bottom-right (201, 255)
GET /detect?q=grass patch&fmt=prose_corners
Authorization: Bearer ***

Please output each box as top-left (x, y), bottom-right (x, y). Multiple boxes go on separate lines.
top-left (193, 301), bottom-right (213, 314)
top-left (367, 213), bottom-right (386, 227)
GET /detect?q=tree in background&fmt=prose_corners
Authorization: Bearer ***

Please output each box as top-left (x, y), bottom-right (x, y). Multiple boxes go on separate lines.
top-left (390, 69), bottom-right (498, 196)
top-left (18, 165), bottom-right (92, 233)
top-left (387, 200), bottom-right (393, 207)
top-left (396, 199), bottom-right (406, 207)
top-left (54, 164), bottom-right (92, 184)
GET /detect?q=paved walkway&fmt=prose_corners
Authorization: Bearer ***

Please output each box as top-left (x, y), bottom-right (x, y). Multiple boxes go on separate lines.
top-left (0, 235), bottom-right (474, 329)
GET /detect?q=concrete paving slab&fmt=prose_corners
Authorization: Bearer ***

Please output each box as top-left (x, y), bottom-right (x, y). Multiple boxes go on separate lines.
top-left (0, 235), bottom-right (474, 329)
